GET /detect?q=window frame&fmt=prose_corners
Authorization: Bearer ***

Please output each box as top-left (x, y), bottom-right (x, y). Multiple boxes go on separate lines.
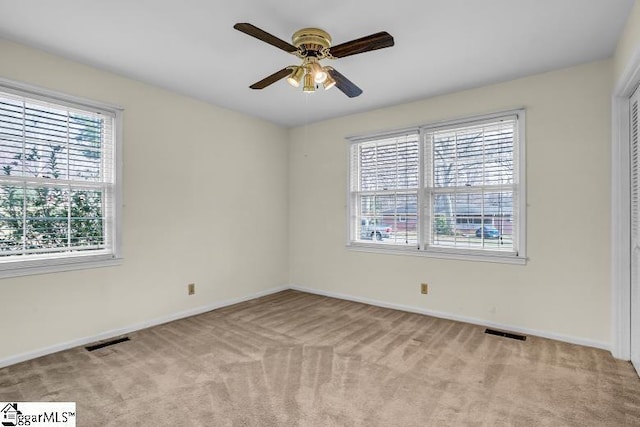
top-left (0, 78), bottom-right (123, 278)
top-left (346, 109), bottom-right (526, 265)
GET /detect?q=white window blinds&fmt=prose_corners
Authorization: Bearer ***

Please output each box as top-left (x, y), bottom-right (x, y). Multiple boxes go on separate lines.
top-left (347, 110), bottom-right (525, 263)
top-left (0, 88), bottom-right (117, 261)
top-left (350, 132), bottom-right (419, 246)
top-left (425, 116), bottom-right (518, 254)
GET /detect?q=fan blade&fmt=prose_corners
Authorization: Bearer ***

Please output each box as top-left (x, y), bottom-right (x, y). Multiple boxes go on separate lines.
top-left (249, 67), bottom-right (292, 89)
top-left (329, 31), bottom-right (394, 58)
top-left (327, 68), bottom-right (363, 98)
top-left (234, 23), bottom-right (298, 54)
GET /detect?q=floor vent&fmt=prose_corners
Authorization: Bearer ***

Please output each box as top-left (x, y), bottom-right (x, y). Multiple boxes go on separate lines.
top-left (484, 328), bottom-right (526, 341)
top-left (85, 337), bottom-right (130, 352)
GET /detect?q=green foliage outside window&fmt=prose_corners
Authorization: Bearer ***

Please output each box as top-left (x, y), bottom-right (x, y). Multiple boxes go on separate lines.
top-left (0, 114), bottom-right (104, 256)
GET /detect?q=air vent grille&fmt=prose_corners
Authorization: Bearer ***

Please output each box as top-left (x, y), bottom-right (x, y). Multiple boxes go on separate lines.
top-left (485, 328), bottom-right (526, 341)
top-left (85, 337), bottom-right (130, 352)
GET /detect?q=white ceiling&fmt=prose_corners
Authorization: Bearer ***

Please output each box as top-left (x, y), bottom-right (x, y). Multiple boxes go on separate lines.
top-left (0, 0), bottom-right (634, 127)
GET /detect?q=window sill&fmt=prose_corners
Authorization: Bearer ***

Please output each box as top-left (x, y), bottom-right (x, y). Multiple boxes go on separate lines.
top-left (0, 254), bottom-right (123, 279)
top-left (346, 242), bottom-right (527, 265)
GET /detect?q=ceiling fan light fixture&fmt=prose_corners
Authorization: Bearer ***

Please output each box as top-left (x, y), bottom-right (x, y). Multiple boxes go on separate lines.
top-left (303, 72), bottom-right (315, 93)
top-left (309, 62), bottom-right (327, 83)
top-left (315, 70), bottom-right (328, 83)
top-left (287, 66), bottom-right (305, 87)
top-left (323, 72), bottom-right (336, 90)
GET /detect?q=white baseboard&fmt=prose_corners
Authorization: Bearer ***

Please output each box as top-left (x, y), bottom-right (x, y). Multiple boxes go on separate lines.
top-left (289, 284), bottom-right (611, 352)
top-left (0, 285), bottom-right (288, 369)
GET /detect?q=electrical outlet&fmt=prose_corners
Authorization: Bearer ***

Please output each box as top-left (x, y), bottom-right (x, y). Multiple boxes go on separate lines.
top-left (188, 283), bottom-right (195, 295)
top-left (421, 283), bottom-right (428, 294)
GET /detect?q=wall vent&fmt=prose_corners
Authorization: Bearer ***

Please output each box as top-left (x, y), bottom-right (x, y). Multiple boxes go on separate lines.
top-left (484, 328), bottom-right (526, 341)
top-left (85, 337), bottom-right (130, 352)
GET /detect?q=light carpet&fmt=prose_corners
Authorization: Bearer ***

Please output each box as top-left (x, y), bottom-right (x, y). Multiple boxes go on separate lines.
top-left (1, 290), bottom-right (639, 426)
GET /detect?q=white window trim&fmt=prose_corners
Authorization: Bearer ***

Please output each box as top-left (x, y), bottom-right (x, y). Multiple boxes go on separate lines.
top-left (611, 43), bottom-right (640, 360)
top-left (0, 77), bottom-right (123, 279)
top-left (346, 109), bottom-right (526, 265)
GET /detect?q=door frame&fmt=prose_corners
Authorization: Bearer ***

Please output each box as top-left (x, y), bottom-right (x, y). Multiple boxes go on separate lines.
top-left (612, 46), bottom-right (640, 361)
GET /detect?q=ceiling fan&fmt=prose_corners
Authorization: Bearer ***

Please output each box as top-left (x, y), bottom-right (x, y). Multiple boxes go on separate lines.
top-left (233, 23), bottom-right (394, 97)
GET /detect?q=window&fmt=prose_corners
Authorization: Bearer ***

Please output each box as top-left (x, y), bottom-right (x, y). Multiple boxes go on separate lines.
top-left (0, 80), bottom-right (122, 277)
top-left (348, 110), bottom-right (525, 263)
top-left (349, 133), bottom-right (419, 245)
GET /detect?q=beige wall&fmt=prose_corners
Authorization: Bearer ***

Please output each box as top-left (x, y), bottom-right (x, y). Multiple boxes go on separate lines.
top-left (615, 0), bottom-right (640, 83)
top-left (0, 40), bottom-right (290, 362)
top-left (289, 60), bottom-right (613, 346)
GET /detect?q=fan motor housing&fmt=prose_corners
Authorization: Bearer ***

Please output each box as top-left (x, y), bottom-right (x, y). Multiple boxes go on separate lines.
top-left (292, 28), bottom-right (332, 52)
